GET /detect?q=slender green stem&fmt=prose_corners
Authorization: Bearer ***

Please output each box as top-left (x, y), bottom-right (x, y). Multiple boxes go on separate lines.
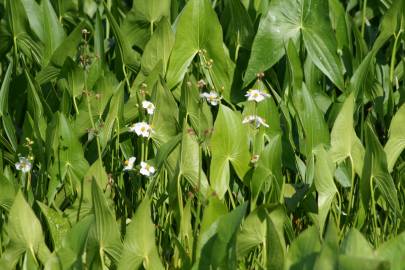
top-left (347, 157), bottom-right (355, 221)
top-left (336, 190), bottom-right (342, 229)
top-left (177, 174), bottom-right (184, 219)
top-left (145, 138), bottom-right (149, 161)
top-left (192, 199), bottom-right (202, 263)
top-left (390, 26), bottom-right (403, 83)
top-left (82, 35), bottom-right (102, 163)
top-left (360, 0), bottom-right (368, 38)
top-left (76, 176), bottom-right (84, 222)
top-left (73, 96), bottom-right (79, 115)
top-left (86, 92), bottom-right (102, 161)
top-left (141, 138), bottom-right (145, 162)
top-left (370, 177), bottom-right (379, 246)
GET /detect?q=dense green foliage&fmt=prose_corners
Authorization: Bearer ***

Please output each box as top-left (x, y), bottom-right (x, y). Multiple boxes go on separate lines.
top-left (0, 0), bottom-right (404, 269)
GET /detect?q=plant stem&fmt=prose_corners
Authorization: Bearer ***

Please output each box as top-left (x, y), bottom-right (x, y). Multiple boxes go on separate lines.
top-left (389, 25), bottom-right (403, 83)
top-left (370, 177), bottom-right (379, 246)
top-left (347, 157), bottom-right (355, 221)
top-left (361, 0), bottom-right (368, 38)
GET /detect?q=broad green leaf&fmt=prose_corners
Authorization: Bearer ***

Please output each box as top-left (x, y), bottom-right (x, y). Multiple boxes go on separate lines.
top-left (286, 40), bottom-right (303, 90)
top-left (54, 113), bottom-right (89, 185)
top-left (82, 159), bottom-right (109, 203)
top-left (88, 180), bottom-right (122, 266)
top-left (118, 198), bottom-right (164, 270)
top-left (63, 215), bottom-right (94, 260)
top-left (179, 78), bottom-right (213, 140)
top-left (266, 207), bottom-right (287, 270)
top-left (45, 215), bottom-right (94, 270)
top-left (20, 0), bottom-right (43, 40)
top-left (286, 226), bottom-right (321, 270)
top-left (36, 22), bottom-right (87, 84)
top-left (60, 58), bottom-right (85, 99)
top-left (24, 69), bottom-right (48, 140)
top-left (384, 105), bottom-right (405, 172)
top-left (99, 82), bottom-right (124, 150)
top-left (221, 0), bottom-right (253, 57)
top-left (377, 232), bottom-right (405, 270)
top-left (105, 7), bottom-right (140, 73)
top-left (361, 123), bottom-right (400, 216)
top-left (314, 146), bottom-right (337, 235)
top-left (329, 93), bottom-right (365, 176)
top-left (0, 173), bottom-right (16, 210)
top-left (94, 11), bottom-right (105, 65)
top-left (141, 18), bottom-right (174, 74)
top-left (340, 229), bottom-right (373, 257)
top-left (121, 0), bottom-right (171, 50)
top-left (151, 79), bottom-right (179, 144)
top-left (314, 219), bottom-right (339, 270)
top-left (292, 84), bottom-right (329, 156)
top-left (37, 202), bottom-right (70, 249)
top-left (328, 0), bottom-right (350, 52)
top-left (197, 203), bottom-right (247, 269)
top-left (236, 206), bottom-right (267, 257)
top-left (200, 196), bottom-right (228, 235)
top-left (0, 62), bottom-right (17, 150)
top-left (210, 105), bottom-right (250, 199)
top-left (48, 22), bottom-right (85, 68)
top-left (6, 0), bottom-right (43, 64)
top-left (180, 124), bottom-right (210, 197)
top-left (166, 0), bottom-right (233, 99)
top-left (251, 135), bottom-right (283, 205)
top-left (0, 192), bottom-right (50, 268)
top-left (372, 0), bottom-right (404, 52)
top-left (245, 0), bottom-right (344, 90)
top-left (133, 0), bottom-right (171, 24)
top-left (40, 0), bottom-right (65, 65)
top-left (154, 133), bottom-right (181, 173)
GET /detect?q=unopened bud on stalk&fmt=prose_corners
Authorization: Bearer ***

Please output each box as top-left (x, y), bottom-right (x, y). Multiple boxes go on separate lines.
top-left (197, 79), bottom-right (206, 89)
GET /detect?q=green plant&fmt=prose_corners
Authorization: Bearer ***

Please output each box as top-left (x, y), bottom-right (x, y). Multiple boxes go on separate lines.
top-left (0, 0), bottom-right (404, 269)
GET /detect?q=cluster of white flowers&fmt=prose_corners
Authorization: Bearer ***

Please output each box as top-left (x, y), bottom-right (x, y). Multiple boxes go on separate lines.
top-left (122, 156), bottom-right (156, 177)
top-left (129, 100), bottom-right (156, 137)
top-left (15, 157), bottom-right (32, 173)
top-left (130, 121), bottom-right (152, 137)
top-left (123, 157), bottom-right (137, 171)
top-left (125, 99), bottom-right (157, 176)
top-left (245, 89), bottom-right (270, 102)
top-left (200, 91), bottom-right (221, 106)
top-left (139, 161), bottom-right (156, 176)
top-left (243, 88), bottom-right (271, 128)
top-left (142, 100), bottom-right (155, 115)
top-left (242, 115), bottom-right (269, 128)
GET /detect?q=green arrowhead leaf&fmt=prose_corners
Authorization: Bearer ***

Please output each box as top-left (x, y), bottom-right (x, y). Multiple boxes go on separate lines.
top-left (210, 105), bottom-right (250, 199)
top-left (166, 0), bottom-right (233, 99)
top-left (245, 0), bottom-right (344, 90)
top-left (118, 198), bottom-right (164, 270)
top-left (384, 105), bottom-right (405, 172)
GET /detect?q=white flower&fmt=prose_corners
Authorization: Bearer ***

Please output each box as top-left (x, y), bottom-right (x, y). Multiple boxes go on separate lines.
top-left (123, 157), bottom-right (136, 171)
top-left (15, 157), bottom-right (32, 173)
top-left (140, 162), bottom-right (155, 176)
top-left (142, 100), bottom-right (155, 115)
top-left (200, 91), bottom-right (221, 106)
top-left (245, 89), bottom-right (270, 102)
top-left (130, 122), bottom-right (152, 137)
top-left (242, 115), bottom-right (269, 128)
